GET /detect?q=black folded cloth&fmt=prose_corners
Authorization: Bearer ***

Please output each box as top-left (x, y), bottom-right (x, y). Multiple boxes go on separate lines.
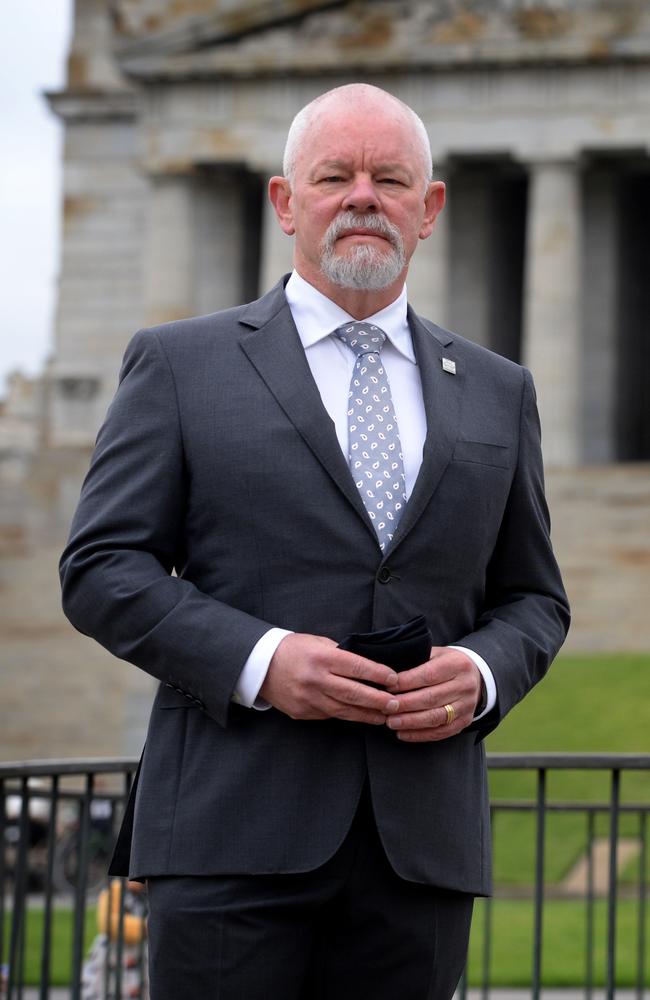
top-left (338, 615), bottom-right (432, 672)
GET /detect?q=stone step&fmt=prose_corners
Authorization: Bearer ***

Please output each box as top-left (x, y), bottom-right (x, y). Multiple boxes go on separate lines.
top-left (545, 465), bottom-right (650, 652)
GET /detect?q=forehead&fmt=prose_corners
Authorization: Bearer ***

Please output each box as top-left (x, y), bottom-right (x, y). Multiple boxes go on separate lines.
top-left (296, 101), bottom-right (423, 175)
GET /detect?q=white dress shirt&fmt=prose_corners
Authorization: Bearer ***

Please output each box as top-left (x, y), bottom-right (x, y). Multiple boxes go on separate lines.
top-left (232, 271), bottom-right (496, 719)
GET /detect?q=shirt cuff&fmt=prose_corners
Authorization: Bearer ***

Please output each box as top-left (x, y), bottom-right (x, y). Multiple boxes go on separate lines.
top-left (231, 628), bottom-right (293, 711)
top-left (447, 645), bottom-right (497, 721)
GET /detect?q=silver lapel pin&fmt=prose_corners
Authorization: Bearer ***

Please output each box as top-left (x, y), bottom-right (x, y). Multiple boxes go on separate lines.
top-left (441, 358), bottom-right (456, 375)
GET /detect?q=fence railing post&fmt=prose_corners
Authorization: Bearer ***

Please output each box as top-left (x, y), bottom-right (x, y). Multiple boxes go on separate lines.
top-left (606, 767), bottom-right (621, 1000)
top-left (38, 773), bottom-right (58, 1000)
top-left (637, 807), bottom-right (647, 1000)
top-left (7, 777), bottom-right (30, 1000)
top-left (531, 766), bottom-right (547, 1000)
top-left (585, 807), bottom-right (596, 1000)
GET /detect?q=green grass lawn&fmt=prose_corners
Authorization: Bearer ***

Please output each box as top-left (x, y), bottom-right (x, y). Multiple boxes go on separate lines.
top-left (485, 653), bottom-right (650, 887)
top-left (487, 652), bottom-right (650, 757)
top-left (2, 905), bottom-right (97, 987)
top-left (466, 898), bottom-right (649, 987)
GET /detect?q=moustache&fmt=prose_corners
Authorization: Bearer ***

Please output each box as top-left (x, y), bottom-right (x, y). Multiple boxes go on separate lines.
top-left (322, 213), bottom-right (403, 251)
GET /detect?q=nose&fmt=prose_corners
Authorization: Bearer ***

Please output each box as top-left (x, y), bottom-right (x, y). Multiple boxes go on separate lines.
top-left (341, 173), bottom-right (379, 213)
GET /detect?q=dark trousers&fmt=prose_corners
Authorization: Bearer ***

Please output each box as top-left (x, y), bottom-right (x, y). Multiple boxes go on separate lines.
top-left (146, 787), bottom-right (474, 1000)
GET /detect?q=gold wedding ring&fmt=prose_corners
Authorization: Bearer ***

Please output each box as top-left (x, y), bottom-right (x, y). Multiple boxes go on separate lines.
top-left (443, 703), bottom-right (456, 726)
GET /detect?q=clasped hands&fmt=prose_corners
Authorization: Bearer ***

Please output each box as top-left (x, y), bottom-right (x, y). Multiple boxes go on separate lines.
top-left (260, 633), bottom-right (482, 742)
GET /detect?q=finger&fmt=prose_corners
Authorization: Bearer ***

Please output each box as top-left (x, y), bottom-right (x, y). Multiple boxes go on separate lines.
top-left (386, 704), bottom-right (456, 732)
top-left (328, 650), bottom-right (398, 689)
top-left (388, 661), bottom-right (453, 694)
top-left (320, 694), bottom-right (395, 726)
top-left (326, 674), bottom-right (400, 715)
top-left (394, 722), bottom-right (465, 742)
top-left (386, 681), bottom-right (457, 715)
top-left (388, 647), bottom-right (474, 694)
top-left (385, 663), bottom-right (430, 693)
top-left (389, 697), bottom-right (477, 732)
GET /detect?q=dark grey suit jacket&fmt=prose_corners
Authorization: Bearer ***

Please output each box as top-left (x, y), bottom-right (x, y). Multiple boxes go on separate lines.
top-left (59, 276), bottom-right (569, 895)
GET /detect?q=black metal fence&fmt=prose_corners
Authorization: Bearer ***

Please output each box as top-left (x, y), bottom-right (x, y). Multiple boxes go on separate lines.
top-left (460, 754), bottom-right (649, 1000)
top-left (1, 754), bottom-right (648, 999)
top-left (1, 759), bottom-right (139, 1000)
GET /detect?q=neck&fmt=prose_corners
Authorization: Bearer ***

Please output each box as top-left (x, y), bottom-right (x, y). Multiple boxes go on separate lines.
top-left (295, 266), bottom-right (406, 319)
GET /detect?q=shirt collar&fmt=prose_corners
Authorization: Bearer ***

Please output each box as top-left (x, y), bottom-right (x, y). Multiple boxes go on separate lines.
top-left (285, 270), bottom-right (416, 363)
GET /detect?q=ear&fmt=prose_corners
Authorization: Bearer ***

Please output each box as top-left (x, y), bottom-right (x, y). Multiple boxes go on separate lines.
top-left (418, 181), bottom-right (446, 240)
top-left (268, 176), bottom-right (295, 236)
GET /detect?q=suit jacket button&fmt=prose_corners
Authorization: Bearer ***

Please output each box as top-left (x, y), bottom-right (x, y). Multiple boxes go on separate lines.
top-left (377, 567), bottom-right (391, 584)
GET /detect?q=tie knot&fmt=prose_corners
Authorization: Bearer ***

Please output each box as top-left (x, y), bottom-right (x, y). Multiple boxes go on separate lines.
top-left (335, 321), bottom-right (386, 358)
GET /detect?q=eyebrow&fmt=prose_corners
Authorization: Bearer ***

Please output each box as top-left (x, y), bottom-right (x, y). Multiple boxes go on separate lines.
top-left (312, 160), bottom-right (351, 175)
top-left (312, 160), bottom-right (414, 179)
top-left (374, 163), bottom-right (413, 177)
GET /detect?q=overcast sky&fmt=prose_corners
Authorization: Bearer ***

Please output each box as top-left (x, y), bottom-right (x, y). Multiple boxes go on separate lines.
top-left (0, 0), bottom-right (72, 395)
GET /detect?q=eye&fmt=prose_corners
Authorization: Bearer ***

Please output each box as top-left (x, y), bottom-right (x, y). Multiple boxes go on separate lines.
top-left (378, 177), bottom-right (403, 186)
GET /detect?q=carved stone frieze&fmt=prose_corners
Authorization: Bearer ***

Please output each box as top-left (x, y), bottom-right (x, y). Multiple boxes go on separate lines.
top-left (112, 0), bottom-right (339, 42)
top-left (112, 0), bottom-right (650, 78)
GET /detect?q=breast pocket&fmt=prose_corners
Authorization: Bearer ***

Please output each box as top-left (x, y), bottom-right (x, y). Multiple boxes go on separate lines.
top-left (452, 440), bottom-right (510, 469)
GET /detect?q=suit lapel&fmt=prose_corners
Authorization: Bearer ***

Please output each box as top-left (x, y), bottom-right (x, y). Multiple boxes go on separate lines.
top-left (238, 282), bottom-right (466, 556)
top-left (388, 309), bottom-right (465, 553)
top-left (238, 282), bottom-right (378, 543)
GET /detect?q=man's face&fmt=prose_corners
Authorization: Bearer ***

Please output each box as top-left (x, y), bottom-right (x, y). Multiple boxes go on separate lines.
top-left (273, 98), bottom-right (443, 297)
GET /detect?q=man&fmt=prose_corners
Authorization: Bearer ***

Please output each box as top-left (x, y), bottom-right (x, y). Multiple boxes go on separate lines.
top-left (60, 84), bottom-right (569, 999)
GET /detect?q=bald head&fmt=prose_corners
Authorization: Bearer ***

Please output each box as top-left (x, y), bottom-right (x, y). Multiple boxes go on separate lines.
top-left (282, 84), bottom-right (433, 189)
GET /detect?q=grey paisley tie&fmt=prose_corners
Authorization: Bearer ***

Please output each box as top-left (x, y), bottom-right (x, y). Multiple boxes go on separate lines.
top-left (335, 321), bottom-right (407, 552)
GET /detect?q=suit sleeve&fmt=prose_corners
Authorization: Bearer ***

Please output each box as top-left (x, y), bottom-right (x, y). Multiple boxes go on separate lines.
top-left (59, 329), bottom-right (274, 728)
top-left (457, 367), bottom-right (570, 740)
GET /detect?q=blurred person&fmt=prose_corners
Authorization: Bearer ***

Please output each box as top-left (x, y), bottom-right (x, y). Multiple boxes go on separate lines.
top-left (82, 879), bottom-right (148, 1000)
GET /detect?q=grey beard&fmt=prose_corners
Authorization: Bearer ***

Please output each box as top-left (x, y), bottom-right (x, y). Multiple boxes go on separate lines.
top-left (319, 213), bottom-right (406, 290)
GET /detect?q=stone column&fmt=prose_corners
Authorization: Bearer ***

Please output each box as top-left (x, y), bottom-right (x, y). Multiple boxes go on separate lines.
top-left (581, 165), bottom-right (619, 462)
top-left (259, 173), bottom-right (294, 294)
top-left (522, 159), bottom-right (582, 466)
top-left (407, 171), bottom-right (450, 327)
top-left (143, 173), bottom-right (196, 327)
